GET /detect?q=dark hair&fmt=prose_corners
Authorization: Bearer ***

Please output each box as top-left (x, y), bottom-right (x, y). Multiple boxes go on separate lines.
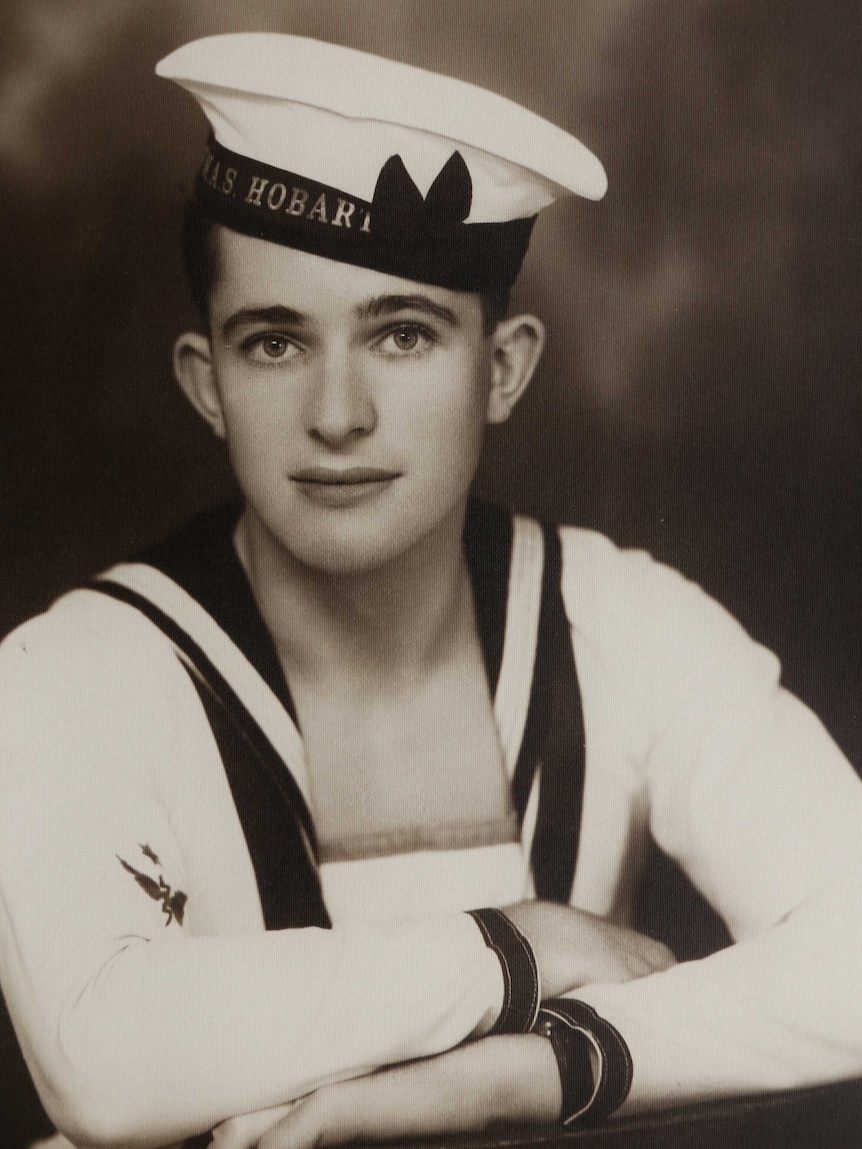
top-left (181, 200), bottom-right (510, 334)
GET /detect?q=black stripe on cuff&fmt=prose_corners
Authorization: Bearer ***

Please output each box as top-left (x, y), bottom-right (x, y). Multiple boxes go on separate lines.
top-left (467, 908), bottom-right (540, 1035)
top-left (537, 998), bottom-right (633, 1123)
top-left (534, 1009), bottom-right (597, 1123)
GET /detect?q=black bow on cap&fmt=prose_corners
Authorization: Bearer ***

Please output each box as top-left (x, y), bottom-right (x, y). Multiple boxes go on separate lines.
top-left (372, 150), bottom-right (473, 245)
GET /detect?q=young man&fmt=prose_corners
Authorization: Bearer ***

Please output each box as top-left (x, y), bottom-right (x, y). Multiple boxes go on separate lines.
top-left (3, 31), bottom-right (862, 1149)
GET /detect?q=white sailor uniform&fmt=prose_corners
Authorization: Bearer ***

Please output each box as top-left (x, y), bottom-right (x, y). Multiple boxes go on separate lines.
top-left (3, 501), bottom-right (862, 1147)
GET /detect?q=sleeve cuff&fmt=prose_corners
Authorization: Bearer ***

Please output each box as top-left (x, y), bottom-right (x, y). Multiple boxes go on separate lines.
top-left (466, 907), bottom-right (541, 1035)
top-left (534, 998), bottom-right (633, 1124)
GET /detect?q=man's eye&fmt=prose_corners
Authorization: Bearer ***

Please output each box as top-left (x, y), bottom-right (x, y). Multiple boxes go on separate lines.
top-left (261, 336), bottom-right (291, 358)
top-left (376, 323), bottom-right (434, 355)
top-left (242, 334), bottom-right (301, 363)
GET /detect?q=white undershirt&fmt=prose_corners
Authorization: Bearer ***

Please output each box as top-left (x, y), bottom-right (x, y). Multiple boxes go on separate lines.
top-left (321, 842), bottom-right (529, 923)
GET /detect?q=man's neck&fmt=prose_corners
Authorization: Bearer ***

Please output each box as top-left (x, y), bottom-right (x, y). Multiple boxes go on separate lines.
top-left (233, 503), bottom-right (476, 692)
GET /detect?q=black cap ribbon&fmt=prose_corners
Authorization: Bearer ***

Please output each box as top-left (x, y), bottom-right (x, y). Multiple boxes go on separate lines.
top-left (372, 151), bottom-right (473, 245)
top-left (193, 137), bottom-right (534, 292)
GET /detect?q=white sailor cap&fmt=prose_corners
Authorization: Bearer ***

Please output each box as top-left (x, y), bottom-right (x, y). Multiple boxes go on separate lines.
top-left (156, 33), bottom-right (607, 293)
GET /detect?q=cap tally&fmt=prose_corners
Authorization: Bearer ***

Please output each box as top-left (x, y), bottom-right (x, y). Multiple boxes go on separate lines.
top-left (157, 33), bottom-right (607, 293)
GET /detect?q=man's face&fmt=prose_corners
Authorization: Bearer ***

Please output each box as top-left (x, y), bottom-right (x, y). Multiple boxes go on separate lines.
top-left (200, 229), bottom-right (497, 575)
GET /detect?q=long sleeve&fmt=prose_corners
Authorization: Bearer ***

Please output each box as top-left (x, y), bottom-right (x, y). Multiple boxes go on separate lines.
top-left (0, 595), bottom-right (505, 1149)
top-left (560, 527), bottom-right (862, 1109)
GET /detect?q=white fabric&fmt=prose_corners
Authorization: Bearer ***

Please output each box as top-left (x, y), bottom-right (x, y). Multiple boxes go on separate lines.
top-left (95, 561), bottom-right (311, 806)
top-left (495, 514), bottom-right (544, 778)
top-left (3, 523), bottom-right (862, 1144)
top-left (557, 531), bottom-right (862, 1108)
top-left (321, 843), bottom-right (528, 924)
top-left (156, 33), bottom-right (608, 217)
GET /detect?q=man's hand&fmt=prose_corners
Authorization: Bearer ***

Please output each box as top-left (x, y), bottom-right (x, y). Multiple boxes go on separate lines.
top-left (211, 1035), bottom-right (562, 1149)
top-left (501, 900), bottom-right (676, 997)
top-left (210, 906), bottom-right (674, 1149)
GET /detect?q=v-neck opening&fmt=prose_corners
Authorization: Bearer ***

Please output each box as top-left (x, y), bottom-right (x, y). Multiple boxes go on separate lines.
top-left (123, 502), bottom-right (585, 910)
top-left (137, 498), bottom-right (514, 732)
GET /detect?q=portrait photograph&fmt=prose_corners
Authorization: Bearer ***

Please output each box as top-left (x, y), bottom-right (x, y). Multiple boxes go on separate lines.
top-left (1, 3), bottom-right (861, 1148)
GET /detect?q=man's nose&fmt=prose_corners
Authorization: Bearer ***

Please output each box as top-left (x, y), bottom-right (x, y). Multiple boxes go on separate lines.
top-left (306, 348), bottom-right (377, 447)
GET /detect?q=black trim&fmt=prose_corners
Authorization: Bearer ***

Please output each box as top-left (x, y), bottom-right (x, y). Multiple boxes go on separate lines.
top-left (535, 1008), bottom-right (596, 1124)
top-left (182, 665), bottom-right (329, 931)
top-left (512, 522), bottom-right (587, 903)
top-left (538, 998), bottom-right (634, 1123)
top-left (136, 504), bottom-right (298, 724)
top-left (80, 578), bottom-right (318, 860)
top-left (467, 907), bottom-right (540, 1035)
top-left (195, 135), bottom-right (536, 293)
top-left (463, 499), bottom-right (513, 694)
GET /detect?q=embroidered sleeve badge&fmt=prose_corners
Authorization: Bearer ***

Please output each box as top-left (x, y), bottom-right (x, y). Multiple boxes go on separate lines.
top-left (117, 844), bottom-right (187, 926)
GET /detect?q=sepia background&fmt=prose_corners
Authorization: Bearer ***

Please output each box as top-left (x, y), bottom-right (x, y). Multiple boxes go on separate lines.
top-left (1, 1), bottom-right (861, 1142)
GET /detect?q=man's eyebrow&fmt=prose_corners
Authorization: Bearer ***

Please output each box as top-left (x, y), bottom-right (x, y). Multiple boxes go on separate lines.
top-left (357, 294), bottom-right (460, 327)
top-left (221, 305), bottom-right (306, 339)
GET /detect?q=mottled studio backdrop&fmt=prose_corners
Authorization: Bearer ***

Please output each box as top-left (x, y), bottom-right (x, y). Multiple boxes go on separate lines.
top-left (1, 0), bottom-right (861, 1140)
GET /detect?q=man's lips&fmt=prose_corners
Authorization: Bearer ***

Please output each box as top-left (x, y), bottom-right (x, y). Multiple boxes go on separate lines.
top-left (289, 466), bottom-right (401, 507)
top-left (290, 466), bottom-right (401, 485)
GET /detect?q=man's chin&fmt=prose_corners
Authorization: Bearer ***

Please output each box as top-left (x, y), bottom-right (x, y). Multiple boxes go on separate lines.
top-left (244, 492), bottom-right (465, 580)
top-left (295, 543), bottom-right (395, 579)
top-left (280, 527), bottom-right (411, 580)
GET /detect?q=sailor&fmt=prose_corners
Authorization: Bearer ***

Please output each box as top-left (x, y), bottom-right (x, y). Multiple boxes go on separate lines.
top-left (3, 32), bottom-right (862, 1149)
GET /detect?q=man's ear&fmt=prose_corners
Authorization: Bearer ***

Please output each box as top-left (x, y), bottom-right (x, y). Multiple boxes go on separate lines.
top-left (172, 332), bottom-right (226, 439)
top-left (486, 314), bottom-right (546, 425)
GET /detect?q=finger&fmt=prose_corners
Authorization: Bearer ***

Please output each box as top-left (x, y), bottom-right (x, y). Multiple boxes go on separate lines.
top-left (212, 1101), bottom-right (300, 1149)
top-left (641, 938), bottom-right (677, 971)
top-left (258, 1063), bottom-right (468, 1149)
top-left (258, 1098), bottom-right (323, 1149)
top-left (260, 1037), bottom-right (560, 1149)
top-left (345, 1038), bottom-right (559, 1140)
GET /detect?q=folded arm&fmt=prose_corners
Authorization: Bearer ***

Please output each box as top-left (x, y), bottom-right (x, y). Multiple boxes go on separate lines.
top-left (561, 530), bottom-right (862, 1108)
top-left (0, 610), bottom-right (515, 1148)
